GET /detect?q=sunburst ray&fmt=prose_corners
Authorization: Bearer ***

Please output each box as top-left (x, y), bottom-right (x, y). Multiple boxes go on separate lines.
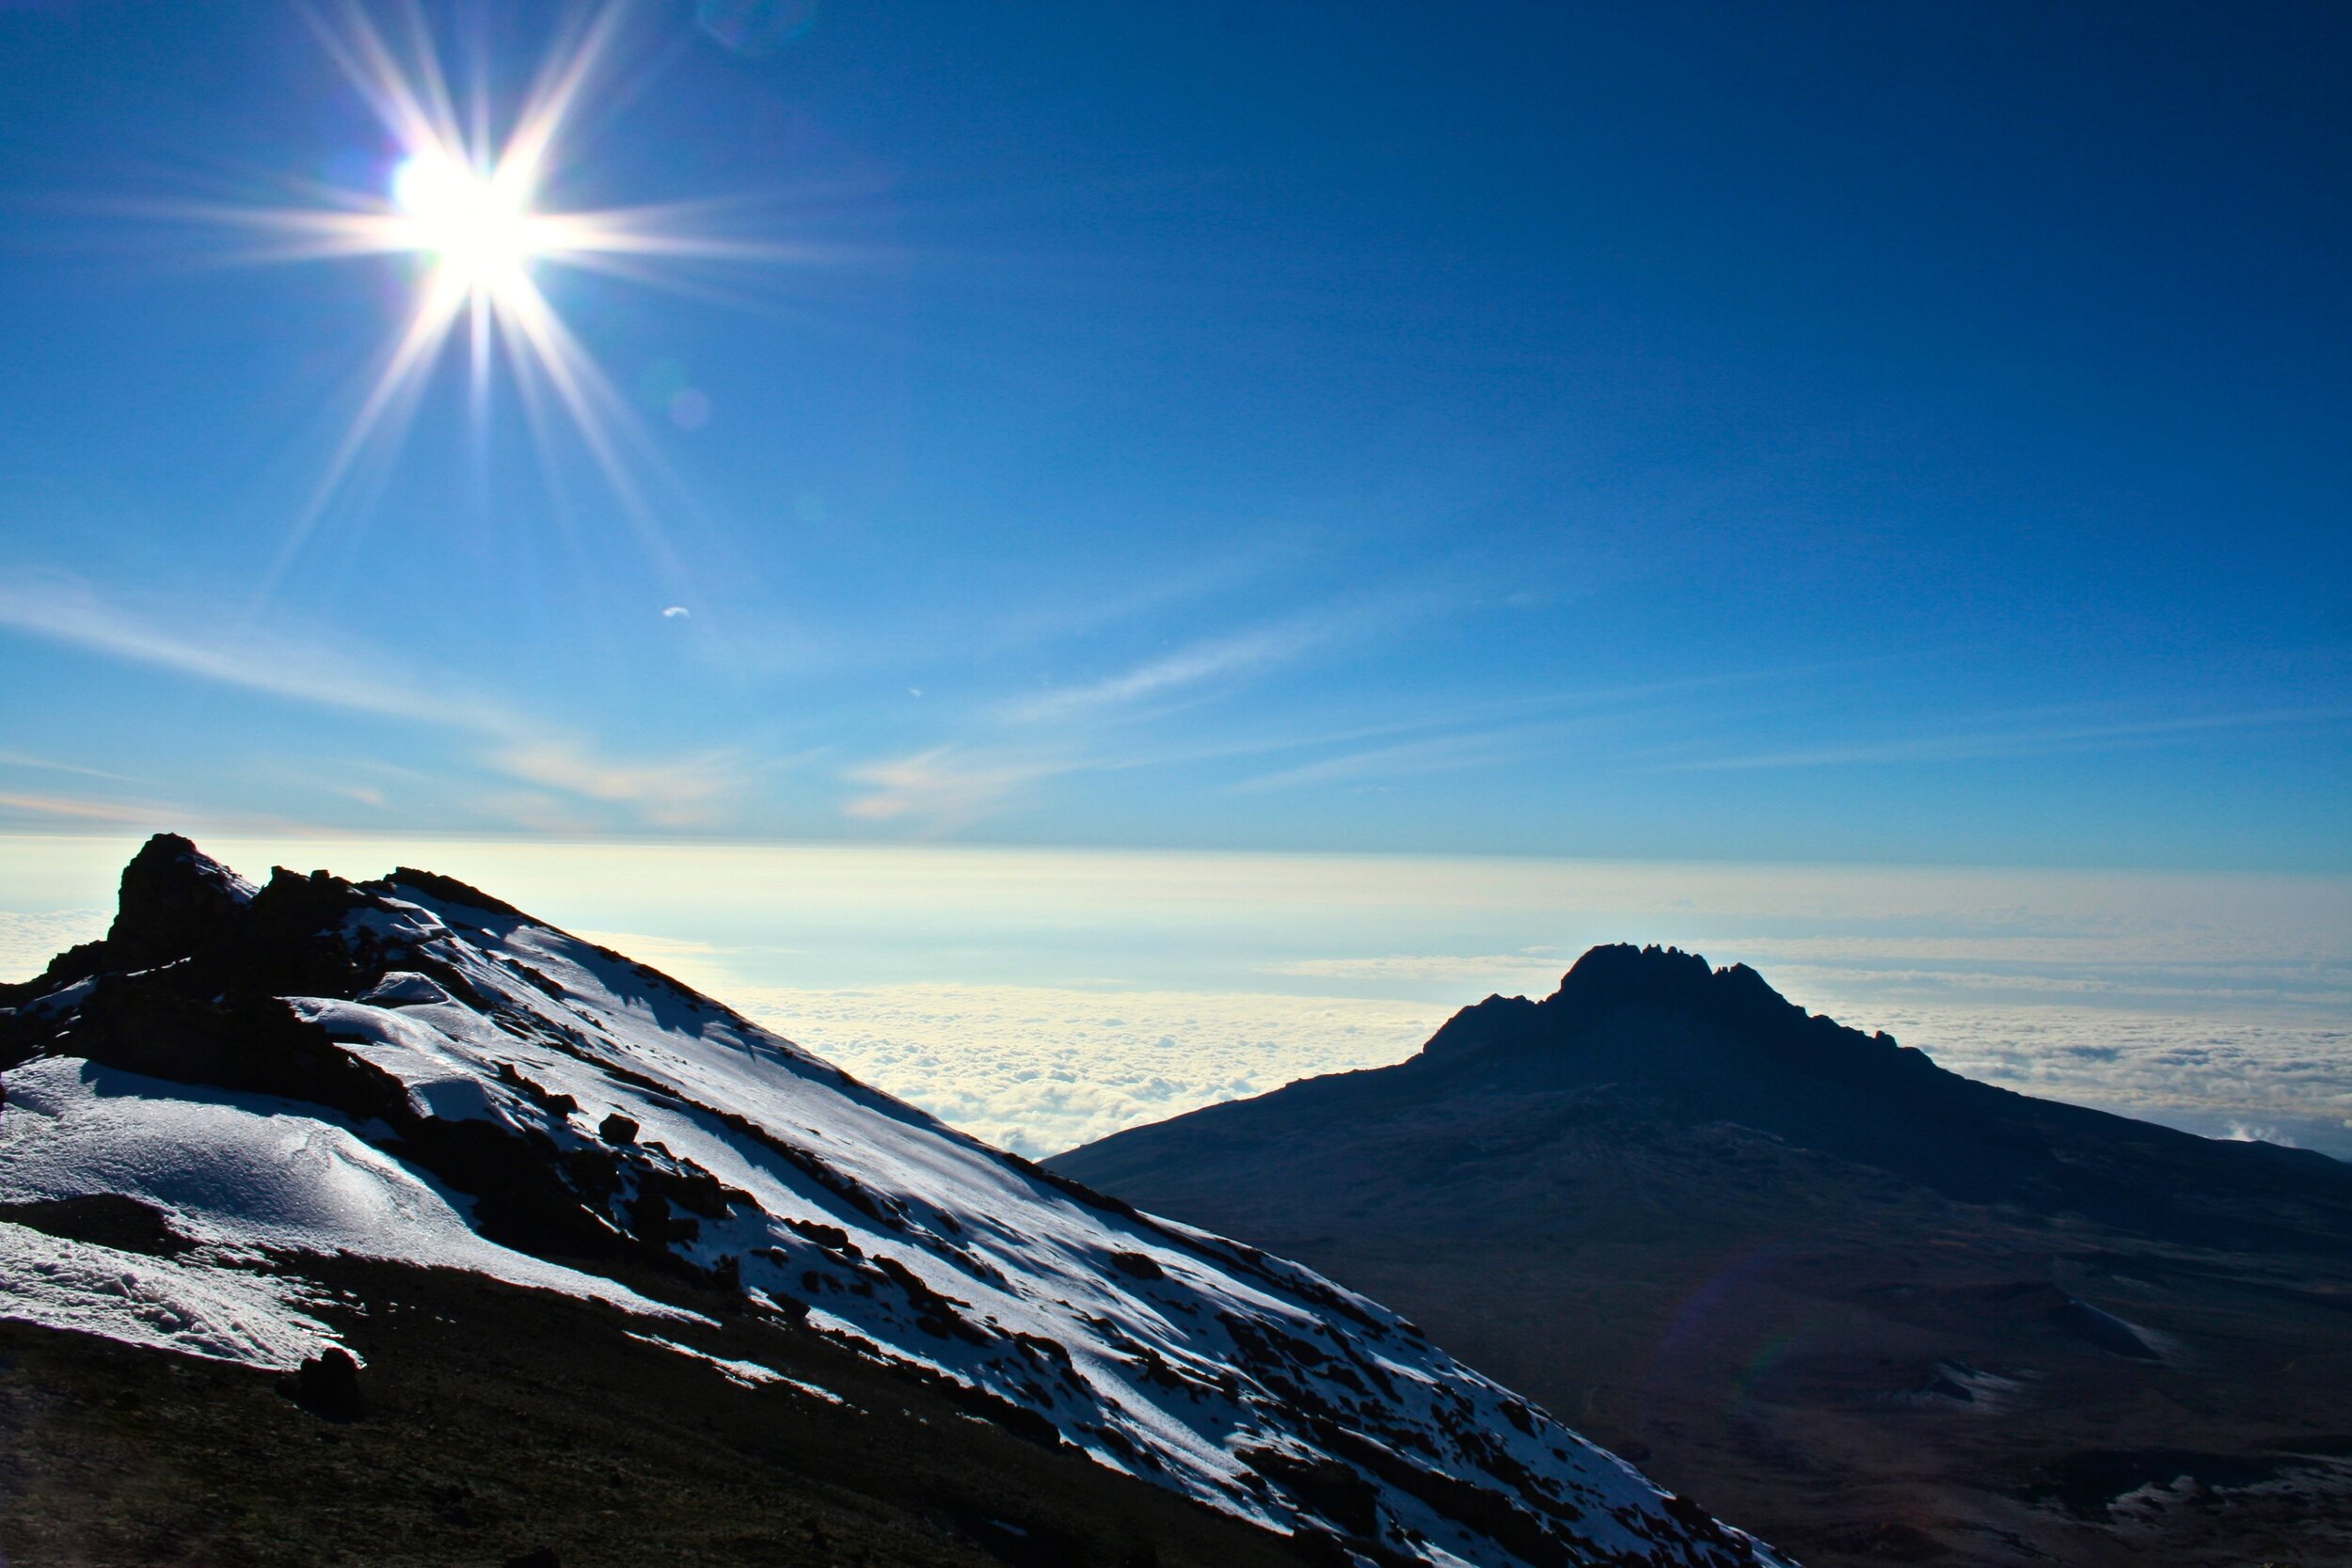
top-left (177, 0), bottom-right (803, 588)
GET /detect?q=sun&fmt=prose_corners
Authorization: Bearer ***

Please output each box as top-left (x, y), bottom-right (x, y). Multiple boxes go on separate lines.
top-left (176, 1), bottom-right (794, 578)
top-left (389, 150), bottom-right (544, 301)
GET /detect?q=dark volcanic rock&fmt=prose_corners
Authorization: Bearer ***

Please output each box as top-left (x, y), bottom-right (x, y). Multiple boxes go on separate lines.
top-left (104, 832), bottom-right (256, 973)
top-left (283, 1347), bottom-right (365, 1421)
top-left (0, 1194), bottom-right (194, 1257)
top-left (0, 832), bottom-right (255, 1006)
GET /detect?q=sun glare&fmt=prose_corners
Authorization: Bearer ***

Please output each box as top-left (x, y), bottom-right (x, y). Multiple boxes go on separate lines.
top-left (181, 1), bottom-right (795, 580)
top-left (390, 150), bottom-right (541, 298)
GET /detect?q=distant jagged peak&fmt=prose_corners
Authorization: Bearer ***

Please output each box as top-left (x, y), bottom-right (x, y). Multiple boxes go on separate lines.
top-left (1422, 941), bottom-right (1916, 1079)
top-left (1549, 942), bottom-right (1799, 1022)
top-left (103, 832), bottom-right (259, 973)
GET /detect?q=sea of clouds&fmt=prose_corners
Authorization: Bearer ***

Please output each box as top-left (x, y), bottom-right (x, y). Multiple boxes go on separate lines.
top-left (6, 837), bottom-right (2346, 1160)
top-left (725, 981), bottom-right (2352, 1159)
top-left (727, 984), bottom-right (1447, 1156)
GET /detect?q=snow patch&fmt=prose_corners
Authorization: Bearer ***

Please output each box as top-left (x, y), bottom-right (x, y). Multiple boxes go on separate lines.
top-left (0, 1219), bottom-right (338, 1370)
top-left (625, 1331), bottom-right (845, 1402)
top-left (0, 1056), bottom-right (705, 1329)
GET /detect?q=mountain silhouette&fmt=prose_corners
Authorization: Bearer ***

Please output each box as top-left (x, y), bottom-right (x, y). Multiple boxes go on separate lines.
top-left (1054, 944), bottom-right (2352, 1568)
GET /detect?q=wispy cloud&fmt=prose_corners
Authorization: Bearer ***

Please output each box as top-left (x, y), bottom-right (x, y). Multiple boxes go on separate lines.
top-left (0, 572), bottom-right (752, 830)
top-left (1006, 622), bottom-right (1329, 725)
top-left (1225, 724), bottom-right (1555, 794)
top-left (839, 746), bottom-right (1065, 829)
top-left (1664, 705), bottom-right (2352, 771)
top-left (490, 739), bottom-right (746, 828)
top-left (0, 789), bottom-right (306, 832)
top-left (0, 572), bottom-right (509, 731)
top-left (833, 603), bottom-right (1383, 827)
top-left (1001, 582), bottom-right (1462, 731)
top-left (0, 751), bottom-right (140, 784)
top-left (841, 651), bottom-right (1826, 824)
top-left (0, 791), bottom-right (182, 826)
top-left (979, 538), bottom-right (1307, 653)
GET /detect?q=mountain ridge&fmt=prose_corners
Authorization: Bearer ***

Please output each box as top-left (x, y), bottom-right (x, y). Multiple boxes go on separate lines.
top-left (0, 835), bottom-right (1785, 1568)
top-left (1357, 942), bottom-right (2347, 1248)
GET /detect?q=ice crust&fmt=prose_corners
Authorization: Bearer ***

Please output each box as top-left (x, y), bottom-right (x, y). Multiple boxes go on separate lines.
top-left (0, 1218), bottom-right (336, 1370)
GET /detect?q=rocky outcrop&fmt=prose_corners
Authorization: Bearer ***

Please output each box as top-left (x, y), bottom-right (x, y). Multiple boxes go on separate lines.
top-left (106, 832), bottom-right (260, 971)
top-left (282, 1347), bottom-right (365, 1420)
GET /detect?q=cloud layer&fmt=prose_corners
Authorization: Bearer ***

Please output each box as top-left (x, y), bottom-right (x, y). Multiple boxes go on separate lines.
top-left (727, 983), bottom-right (1444, 1158)
top-left (8, 838), bottom-right (2347, 1161)
top-left (1800, 991), bottom-right (2352, 1158)
top-left (8, 903), bottom-right (2346, 1160)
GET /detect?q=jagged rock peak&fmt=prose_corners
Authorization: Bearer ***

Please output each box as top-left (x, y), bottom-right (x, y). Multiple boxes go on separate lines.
top-left (104, 832), bottom-right (258, 972)
top-left (1548, 942), bottom-right (1791, 1017)
top-left (384, 866), bottom-right (525, 919)
top-left (1421, 942), bottom-right (1901, 1066)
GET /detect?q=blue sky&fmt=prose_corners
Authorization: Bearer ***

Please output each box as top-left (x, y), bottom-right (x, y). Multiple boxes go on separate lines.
top-left (1, 1), bottom-right (2346, 868)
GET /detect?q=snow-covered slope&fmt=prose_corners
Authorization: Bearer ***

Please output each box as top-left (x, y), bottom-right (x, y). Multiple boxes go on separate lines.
top-left (0, 836), bottom-right (1786, 1568)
